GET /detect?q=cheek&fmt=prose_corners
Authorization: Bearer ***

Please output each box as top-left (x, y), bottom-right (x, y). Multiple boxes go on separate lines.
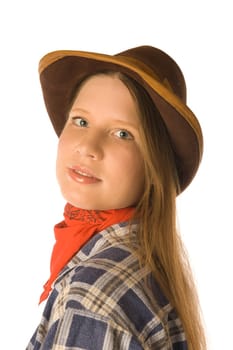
top-left (115, 149), bottom-right (144, 179)
top-left (128, 152), bottom-right (145, 186)
top-left (128, 147), bottom-right (144, 170)
top-left (56, 136), bottom-right (68, 172)
top-left (57, 132), bottom-right (68, 149)
top-left (57, 126), bottom-right (78, 159)
top-left (57, 132), bottom-right (71, 158)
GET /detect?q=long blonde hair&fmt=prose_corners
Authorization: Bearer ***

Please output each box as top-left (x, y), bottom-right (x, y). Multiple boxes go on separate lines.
top-left (118, 72), bottom-right (207, 350)
top-left (69, 71), bottom-right (206, 349)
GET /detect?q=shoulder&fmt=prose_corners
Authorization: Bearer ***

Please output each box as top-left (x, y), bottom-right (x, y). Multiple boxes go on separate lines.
top-left (50, 224), bottom-right (186, 348)
top-left (28, 223), bottom-right (187, 349)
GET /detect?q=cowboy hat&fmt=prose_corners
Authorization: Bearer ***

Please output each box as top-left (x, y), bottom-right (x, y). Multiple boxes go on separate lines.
top-left (38, 45), bottom-right (203, 193)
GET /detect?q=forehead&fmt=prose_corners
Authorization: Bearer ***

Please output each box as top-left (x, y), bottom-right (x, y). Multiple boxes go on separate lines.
top-left (69, 74), bottom-right (141, 127)
top-left (71, 74), bottom-right (137, 109)
top-left (76, 74), bottom-right (128, 95)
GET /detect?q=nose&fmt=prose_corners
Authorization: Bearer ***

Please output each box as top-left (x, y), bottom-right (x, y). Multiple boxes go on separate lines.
top-left (75, 131), bottom-right (104, 160)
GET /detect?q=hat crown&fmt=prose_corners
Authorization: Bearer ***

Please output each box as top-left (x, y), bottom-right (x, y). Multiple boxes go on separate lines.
top-left (117, 46), bottom-right (186, 103)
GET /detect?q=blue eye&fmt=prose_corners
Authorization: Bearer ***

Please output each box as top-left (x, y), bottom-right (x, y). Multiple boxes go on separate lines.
top-left (72, 117), bottom-right (88, 127)
top-left (115, 130), bottom-right (133, 140)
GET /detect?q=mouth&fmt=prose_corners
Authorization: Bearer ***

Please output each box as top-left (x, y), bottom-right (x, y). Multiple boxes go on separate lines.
top-left (68, 166), bottom-right (101, 184)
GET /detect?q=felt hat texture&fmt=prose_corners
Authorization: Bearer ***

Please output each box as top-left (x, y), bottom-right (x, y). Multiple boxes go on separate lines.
top-left (39, 45), bottom-right (203, 192)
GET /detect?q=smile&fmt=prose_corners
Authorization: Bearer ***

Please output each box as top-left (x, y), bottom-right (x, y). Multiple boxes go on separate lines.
top-left (68, 166), bottom-right (101, 184)
top-left (74, 169), bottom-right (94, 178)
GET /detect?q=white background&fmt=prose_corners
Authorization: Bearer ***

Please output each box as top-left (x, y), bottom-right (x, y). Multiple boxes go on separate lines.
top-left (0, 1), bottom-right (232, 349)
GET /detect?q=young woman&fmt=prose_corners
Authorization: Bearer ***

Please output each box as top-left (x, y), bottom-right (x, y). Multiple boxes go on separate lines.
top-left (27, 46), bottom-right (206, 349)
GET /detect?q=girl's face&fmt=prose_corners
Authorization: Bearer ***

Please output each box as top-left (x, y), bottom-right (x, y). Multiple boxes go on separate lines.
top-left (56, 74), bottom-right (145, 210)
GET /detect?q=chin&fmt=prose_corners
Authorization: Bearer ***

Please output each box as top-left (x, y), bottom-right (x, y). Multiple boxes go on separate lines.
top-left (64, 198), bottom-right (102, 210)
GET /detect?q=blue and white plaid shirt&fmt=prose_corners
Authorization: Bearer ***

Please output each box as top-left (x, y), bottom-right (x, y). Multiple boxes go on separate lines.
top-left (26, 222), bottom-right (187, 349)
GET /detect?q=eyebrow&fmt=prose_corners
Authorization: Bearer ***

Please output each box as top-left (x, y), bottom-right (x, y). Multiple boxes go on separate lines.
top-left (69, 108), bottom-right (139, 129)
top-left (69, 107), bottom-right (90, 115)
top-left (110, 119), bottom-right (139, 129)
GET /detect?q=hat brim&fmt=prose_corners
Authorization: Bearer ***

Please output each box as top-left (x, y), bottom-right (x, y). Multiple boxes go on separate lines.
top-left (39, 49), bottom-right (203, 193)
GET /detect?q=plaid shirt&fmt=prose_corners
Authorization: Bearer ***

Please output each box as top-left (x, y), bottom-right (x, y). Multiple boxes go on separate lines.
top-left (26, 222), bottom-right (187, 350)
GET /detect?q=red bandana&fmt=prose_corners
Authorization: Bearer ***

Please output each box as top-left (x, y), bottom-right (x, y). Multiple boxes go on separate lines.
top-left (39, 203), bottom-right (135, 303)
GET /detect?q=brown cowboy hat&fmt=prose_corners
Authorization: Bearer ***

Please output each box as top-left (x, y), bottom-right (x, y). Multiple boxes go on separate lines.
top-left (39, 45), bottom-right (203, 193)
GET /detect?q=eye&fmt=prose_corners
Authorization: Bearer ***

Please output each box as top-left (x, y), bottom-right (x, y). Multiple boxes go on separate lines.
top-left (72, 117), bottom-right (88, 127)
top-left (115, 129), bottom-right (133, 140)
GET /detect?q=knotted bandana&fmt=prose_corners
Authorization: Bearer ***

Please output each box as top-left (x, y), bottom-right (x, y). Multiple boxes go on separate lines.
top-left (39, 202), bottom-right (135, 303)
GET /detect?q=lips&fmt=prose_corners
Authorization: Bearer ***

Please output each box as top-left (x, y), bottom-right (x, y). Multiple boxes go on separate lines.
top-left (68, 166), bottom-right (101, 184)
